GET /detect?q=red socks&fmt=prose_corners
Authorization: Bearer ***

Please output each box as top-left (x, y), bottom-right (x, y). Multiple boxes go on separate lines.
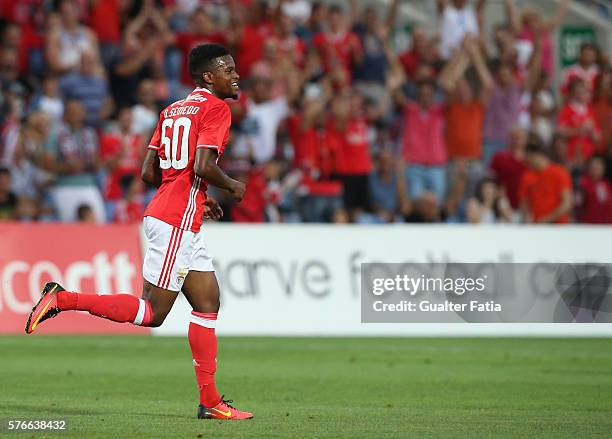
top-left (56, 293), bottom-right (220, 406)
top-left (57, 291), bottom-right (152, 326)
top-left (189, 311), bottom-right (221, 407)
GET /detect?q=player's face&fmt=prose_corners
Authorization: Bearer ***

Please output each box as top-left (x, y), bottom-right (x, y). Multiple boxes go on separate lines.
top-left (210, 55), bottom-right (240, 99)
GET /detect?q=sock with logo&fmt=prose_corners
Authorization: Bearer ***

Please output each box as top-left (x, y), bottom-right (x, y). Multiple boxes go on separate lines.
top-left (188, 311), bottom-right (221, 407)
top-left (56, 291), bottom-right (153, 326)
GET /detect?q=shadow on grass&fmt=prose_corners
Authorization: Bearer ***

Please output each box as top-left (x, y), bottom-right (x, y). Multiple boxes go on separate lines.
top-left (0, 403), bottom-right (191, 420)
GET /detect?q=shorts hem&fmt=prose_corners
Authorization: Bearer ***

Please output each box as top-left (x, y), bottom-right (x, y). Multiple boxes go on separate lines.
top-left (143, 273), bottom-right (180, 292)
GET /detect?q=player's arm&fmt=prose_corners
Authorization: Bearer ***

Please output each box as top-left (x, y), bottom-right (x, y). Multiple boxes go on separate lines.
top-left (141, 149), bottom-right (162, 188)
top-left (194, 148), bottom-right (245, 201)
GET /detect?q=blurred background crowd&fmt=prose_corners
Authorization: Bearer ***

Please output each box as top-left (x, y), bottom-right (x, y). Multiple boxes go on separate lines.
top-left (0, 0), bottom-right (611, 224)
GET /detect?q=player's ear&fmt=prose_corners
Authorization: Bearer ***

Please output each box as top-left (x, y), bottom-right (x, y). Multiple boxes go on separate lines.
top-left (202, 71), bottom-right (214, 86)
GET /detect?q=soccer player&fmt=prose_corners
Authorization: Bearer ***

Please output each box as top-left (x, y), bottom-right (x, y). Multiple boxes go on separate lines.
top-left (24, 44), bottom-right (253, 420)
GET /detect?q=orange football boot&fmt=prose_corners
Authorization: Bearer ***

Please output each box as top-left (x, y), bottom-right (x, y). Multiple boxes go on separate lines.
top-left (25, 282), bottom-right (65, 334)
top-left (197, 396), bottom-right (253, 420)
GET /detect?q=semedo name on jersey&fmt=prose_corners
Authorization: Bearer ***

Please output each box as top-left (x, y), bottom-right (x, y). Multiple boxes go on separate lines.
top-left (164, 106), bottom-right (201, 118)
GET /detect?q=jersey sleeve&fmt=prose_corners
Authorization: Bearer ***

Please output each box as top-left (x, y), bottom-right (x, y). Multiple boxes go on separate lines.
top-left (147, 114), bottom-right (163, 150)
top-left (196, 103), bottom-right (232, 151)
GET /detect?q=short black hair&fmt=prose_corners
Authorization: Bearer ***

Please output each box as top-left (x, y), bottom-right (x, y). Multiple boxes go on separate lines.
top-left (189, 44), bottom-right (230, 86)
top-left (525, 142), bottom-right (547, 156)
top-left (76, 204), bottom-right (93, 220)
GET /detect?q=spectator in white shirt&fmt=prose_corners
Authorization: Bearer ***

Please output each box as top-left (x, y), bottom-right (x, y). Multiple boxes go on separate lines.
top-left (438, 0), bottom-right (485, 60)
top-left (233, 76), bottom-right (290, 164)
top-left (131, 79), bottom-right (159, 135)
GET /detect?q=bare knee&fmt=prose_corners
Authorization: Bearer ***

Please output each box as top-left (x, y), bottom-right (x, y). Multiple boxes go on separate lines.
top-left (141, 280), bottom-right (178, 327)
top-left (149, 307), bottom-right (170, 327)
top-left (193, 297), bottom-right (220, 314)
top-left (182, 271), bottom-right (221, 313)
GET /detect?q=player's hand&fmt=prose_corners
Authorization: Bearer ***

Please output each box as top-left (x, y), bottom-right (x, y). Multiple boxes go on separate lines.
top-left (203, 196), bottom-right (223, 221)
top-left (228, 180), bottom-right (246, 202)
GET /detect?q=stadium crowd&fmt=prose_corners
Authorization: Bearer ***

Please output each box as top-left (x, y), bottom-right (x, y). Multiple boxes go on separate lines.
top-left (0, 0), bottom-right (611, 224)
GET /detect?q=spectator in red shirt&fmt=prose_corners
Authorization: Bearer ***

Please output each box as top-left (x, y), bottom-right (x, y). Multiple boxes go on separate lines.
top-left (328, 89), bottom-right (372, 219)
top-left (230, 166), bottom-right (267, 223)
top-left (389, 75), bottom-right (447, 205)
top-left (519, 142), bottom-right (573, 224)
top-left (557, 78), bottom-right (601, 169)
top-left (593, 67), bottom-right (612, 154)
top-left (88, 0), bottom-right (121, 67)
top-left (398, 27), bottom-right (431, 81)
top-left (506, 0), bottom-right (570, 78)
top-left (228, 159), bottom-right (287, 223)
top-left (440, 36), bottom-right (493, 161)
top-left (490, 126), bottom-right (528, 209)
top-left (100, 107), bottom-right (144, 217)
top-left (312, 4), bottom-right (363, 80)
top-left (113, 176), bottom-right (145, 224)
top-left (576, 155), bottom-right (612, 224)
top-left (561, 42), bottom-right (600, 97)
top-left (288, 84), bottom-right (343, 222)
top-left (171, 7), bottom-right (227, 88)
top-left (232, 2), bottom-right (274, 77)
top-left (1, 21), bottom-right (43, 77)
top-left (272, 11), bottom-right (306, 66)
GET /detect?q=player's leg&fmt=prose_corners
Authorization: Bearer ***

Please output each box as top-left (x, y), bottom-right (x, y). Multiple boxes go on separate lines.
top-left (181, 232), bottom-right (252, 420)
top-left (25, 217), bottom-right (190, 333)
top-left (25, 279), bottom-right (179, 334)
top-left (182, 270), bottom-right (220, 405)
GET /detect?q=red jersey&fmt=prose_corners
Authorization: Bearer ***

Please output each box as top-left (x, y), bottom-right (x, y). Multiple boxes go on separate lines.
top-left (144, 88), bottom-right (231, 232)
top-left (490, 150), bottom-right (527, 209)
top-left (287, 114), bottom-right (342, 196)
top-left (88, 0), bottom-right (121, 43)
top-left (578, 176), bottom-right (612, 224)
top-left (561, 64), bottom-right (599, 96)
top-left (236, 22), bottom-right (274, 76)
top-left (333, 118), bottom-right (372, 176)
top-left (557, 102), bottom-right (600, 161)
top-left (518, 163), bottom-right (572, 224)
top-left (312, 30), bottom-right (362, 78)
top-left (100, 132), bottom-right (143, 200)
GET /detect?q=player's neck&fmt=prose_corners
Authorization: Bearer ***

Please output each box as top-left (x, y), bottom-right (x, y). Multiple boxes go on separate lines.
top-left (194, 85), bottom-right (218, 98)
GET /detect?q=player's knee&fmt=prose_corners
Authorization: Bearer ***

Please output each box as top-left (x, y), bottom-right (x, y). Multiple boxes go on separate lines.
top-left (210, 296), bottom-right (220, 312)
top-left (193, 297), bottom-right (220, 314)
top-left (149, 308), bottom-right (170, 327)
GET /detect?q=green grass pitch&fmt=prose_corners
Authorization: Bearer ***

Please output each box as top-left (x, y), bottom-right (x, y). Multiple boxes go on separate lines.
top-left (1, 336), bottom-right (611, 438)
